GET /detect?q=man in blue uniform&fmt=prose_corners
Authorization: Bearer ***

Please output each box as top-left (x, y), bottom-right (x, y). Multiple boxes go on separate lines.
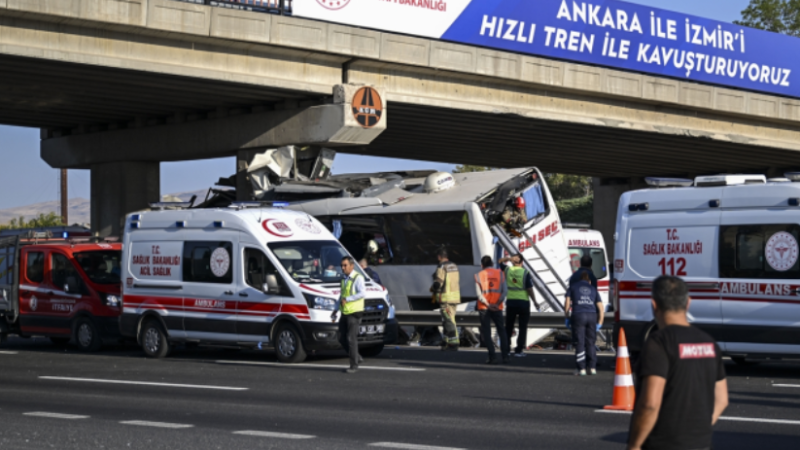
top-left (565, 271), bottom-right (604, 376)
top-left (569, 254), bottom-right (598, 289)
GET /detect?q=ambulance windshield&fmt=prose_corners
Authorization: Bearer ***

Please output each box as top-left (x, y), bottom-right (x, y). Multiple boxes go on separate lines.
top-left (568, 248), bottom-right (607, 280)
top-left (268, 240), bottom-right (365, 284)
top-left (74, 250), bottom-right (122, 285)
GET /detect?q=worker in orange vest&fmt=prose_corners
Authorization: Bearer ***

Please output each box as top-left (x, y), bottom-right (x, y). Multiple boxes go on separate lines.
top-left (475, 256), bottom-right (510, 364)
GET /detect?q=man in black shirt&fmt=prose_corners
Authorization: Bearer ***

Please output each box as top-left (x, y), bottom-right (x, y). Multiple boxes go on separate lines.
top-left (627, 276), bottom-right (728, 450)
top-left (569, 254), bottom-right (598, 289)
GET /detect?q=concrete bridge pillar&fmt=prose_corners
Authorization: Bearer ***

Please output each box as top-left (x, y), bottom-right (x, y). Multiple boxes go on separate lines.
top-left (592, 177), bottom-right (647, 262)
top-left (91, 162), bottom-right (160, 237)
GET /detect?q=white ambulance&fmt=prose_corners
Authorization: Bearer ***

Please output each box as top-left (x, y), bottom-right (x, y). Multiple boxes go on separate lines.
top-left (119, 206), bottom-right (398, 363)
top-left (564, 226), bottom-right (610, 308)
top-left (614, 174), bottom-right (800, 364)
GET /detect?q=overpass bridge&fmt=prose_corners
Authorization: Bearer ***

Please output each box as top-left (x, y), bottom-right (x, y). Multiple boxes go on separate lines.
top-left (3, 0), bottom-right (800, 243)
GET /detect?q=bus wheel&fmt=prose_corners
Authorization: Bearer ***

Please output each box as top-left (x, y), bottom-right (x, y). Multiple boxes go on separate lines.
top-left (140, 319), bottom-right (170, 358)
top-left (75, 318), bottom-right (103, 352)
top-left (360, 344), bottom-right (385, 358)
top-left (274, 323), bottom-right (307, 364)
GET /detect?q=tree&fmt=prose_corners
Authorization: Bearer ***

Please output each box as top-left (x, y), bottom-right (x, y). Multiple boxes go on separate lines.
top-left (545, 173), bottom-right (593, 201)
top-left (735, 0), bottom-right (800, 36)
top-left (0, 212), bottom-right (65, 231)
top-left (453, 165), bottom-right (493, 173)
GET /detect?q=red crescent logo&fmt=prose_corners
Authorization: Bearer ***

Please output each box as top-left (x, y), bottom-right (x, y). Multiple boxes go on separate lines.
top-left (262, 219), bottom-right (293, 238)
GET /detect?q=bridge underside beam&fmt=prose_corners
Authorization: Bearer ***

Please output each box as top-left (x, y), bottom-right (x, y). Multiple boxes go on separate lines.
top-left (41, 89), bottom-right (387, 169)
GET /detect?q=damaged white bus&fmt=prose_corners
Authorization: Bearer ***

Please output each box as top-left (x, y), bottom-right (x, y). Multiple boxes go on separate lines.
top-left (196, 148), bottom-right (575, 348)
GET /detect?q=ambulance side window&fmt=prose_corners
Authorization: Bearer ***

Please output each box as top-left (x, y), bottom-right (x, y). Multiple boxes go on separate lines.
top-left (183, 241), bottom-right (233, 284)
top-left (244, 248), bottom-right (289, 295)
top-left (720, 224), bottom-right (800, 279)
top-left (26, 252), bottom-right (45, 283)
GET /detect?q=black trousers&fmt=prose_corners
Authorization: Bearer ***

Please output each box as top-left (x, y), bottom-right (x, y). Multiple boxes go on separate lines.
top-left (479, 310), bottom-right (509, 360)
top-left (338, 313), bottom-right (362, 368)
top-left (505, 301), bottom-right (531, 353)
top-left (572, 312), bottom-right (597, 370)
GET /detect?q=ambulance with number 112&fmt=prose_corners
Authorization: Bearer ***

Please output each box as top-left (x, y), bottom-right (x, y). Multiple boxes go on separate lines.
top-left (613, 174), bottom-right (800, 364)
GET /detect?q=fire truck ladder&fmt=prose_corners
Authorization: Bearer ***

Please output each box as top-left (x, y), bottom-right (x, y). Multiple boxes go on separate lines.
top-left (490, 225), bottom-right (564, 313)
top-left (491, 225), bottom-right (609, 342)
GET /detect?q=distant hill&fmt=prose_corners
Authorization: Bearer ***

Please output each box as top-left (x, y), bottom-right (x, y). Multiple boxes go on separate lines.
top-left (0, 188), bottom-right (209, 227)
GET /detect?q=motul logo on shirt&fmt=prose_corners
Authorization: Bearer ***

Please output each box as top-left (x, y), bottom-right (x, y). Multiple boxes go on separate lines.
top-left (679, 343), bottom-right (716, 359)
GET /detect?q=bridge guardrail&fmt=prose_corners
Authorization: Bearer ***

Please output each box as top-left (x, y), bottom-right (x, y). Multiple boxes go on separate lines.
top-left (178, 0), bottom-right (292, 15)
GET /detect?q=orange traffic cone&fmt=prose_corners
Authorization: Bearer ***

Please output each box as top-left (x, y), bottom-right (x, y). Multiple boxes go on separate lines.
top-left (604, 328), bottom-right (636, 411)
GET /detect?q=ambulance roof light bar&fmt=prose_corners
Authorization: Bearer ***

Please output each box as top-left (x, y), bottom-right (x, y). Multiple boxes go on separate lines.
top-left (644, 177), bottom-right (693, 188)
top-left (229, 201), bottom-right (290, 210)
top-left (694, 174), bottom-right (766, 187)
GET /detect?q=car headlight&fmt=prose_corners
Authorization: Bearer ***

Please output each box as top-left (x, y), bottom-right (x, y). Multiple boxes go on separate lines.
top-left (303, 293), bottom-right (337, 311)
top-left (103, 294), bottom-right (121, 307)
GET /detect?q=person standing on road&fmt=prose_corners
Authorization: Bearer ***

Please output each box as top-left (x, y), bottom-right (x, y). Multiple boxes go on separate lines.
top-left (499, 254), bottom-right (540, 357)
top-left (569, 254), bottom-right (598, 289)
top-left (475, 256), bottom-right (510, 364)
top-left (431, 248), bottom-right (461, 351)
top-left (627, 276), bottom-right (728, 450)
top-left (332, 256), bottom-right (365, 374)
top-left (564, 271), bottom-right (603, 376)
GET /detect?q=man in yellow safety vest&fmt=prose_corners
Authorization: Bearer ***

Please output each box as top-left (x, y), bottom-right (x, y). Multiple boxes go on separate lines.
top-left (431, 248), bottom-right (461, 351)
top-left (332, 256), bottom-right (365, 374)
top-left (500, 253), bottom-right (541, 357)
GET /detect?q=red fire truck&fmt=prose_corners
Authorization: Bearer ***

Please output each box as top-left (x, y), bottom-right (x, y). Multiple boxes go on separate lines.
top-left (0, 232), bottom-right (122, 351)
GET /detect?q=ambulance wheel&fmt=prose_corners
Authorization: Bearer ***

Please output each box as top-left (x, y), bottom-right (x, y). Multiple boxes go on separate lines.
top-left (274, 323), bottom-right (306, 364)
top-left (360, 344), bottom-right (384, 358)
top-left (140, 320), bottom-right (170, 358)
top-left (75, 318), bottom-right (103, 352)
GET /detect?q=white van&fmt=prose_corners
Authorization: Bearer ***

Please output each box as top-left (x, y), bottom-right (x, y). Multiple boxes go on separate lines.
top-left (614, 174), bottom-right (800, 363)
top-left (119, 206), bottom-right (397, 363)
top-left (564, 227), bottom-right (610, 308)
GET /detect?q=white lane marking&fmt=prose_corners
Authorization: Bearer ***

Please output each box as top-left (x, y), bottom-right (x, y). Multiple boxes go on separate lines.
top-left (369, 443), bottom-right (466, 450)
top-left (39, 376), bottom-right (248, 391)
top-left (0, 351), bottom-right (18, 354)
top-left (216, 361), bottom-right (425, 372)
top-left (773, 384), bottom-right (800, 388)
top-left (233, 430), bottom-right (316, 439)
top-left (120, 421), bottom-right (194, 429)
top-left (595, 410), bottom-right (800, 425)
top-left (24, 412), bottom-right (89, 420)
top-left (720, 416), bottom-right (800, 426)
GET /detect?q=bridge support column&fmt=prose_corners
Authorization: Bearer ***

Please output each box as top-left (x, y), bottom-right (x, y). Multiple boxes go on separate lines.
top-left (91, 162), bottom-right (160, 237)
top-left (592, 177), bottom-right (647, 262)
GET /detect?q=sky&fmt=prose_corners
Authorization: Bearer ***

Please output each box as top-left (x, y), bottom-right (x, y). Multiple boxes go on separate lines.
top-left (0, 0), bottom-right (753, 209)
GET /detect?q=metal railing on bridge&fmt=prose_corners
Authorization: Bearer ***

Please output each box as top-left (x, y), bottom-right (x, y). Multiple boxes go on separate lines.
top-left (176, 0), bottom-right (292, 15)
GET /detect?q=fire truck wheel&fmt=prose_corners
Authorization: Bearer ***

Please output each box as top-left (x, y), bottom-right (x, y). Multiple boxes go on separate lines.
top-left (75, 318), bottom-right (103, 352)
top-left (359, 344), bottom-right (385, 358)
top-left (140, 319), bottom-right (170, 358)
top-left (274, 323), bottom-right (307, 364)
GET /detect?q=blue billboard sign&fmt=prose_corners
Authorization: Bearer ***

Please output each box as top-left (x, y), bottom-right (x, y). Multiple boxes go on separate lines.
top-left (295, 0), bottom-right (800, 99)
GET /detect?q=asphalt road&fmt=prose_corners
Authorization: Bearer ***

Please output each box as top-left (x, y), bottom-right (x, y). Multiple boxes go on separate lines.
top-left (0, 337), bottom-right (799, 450)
